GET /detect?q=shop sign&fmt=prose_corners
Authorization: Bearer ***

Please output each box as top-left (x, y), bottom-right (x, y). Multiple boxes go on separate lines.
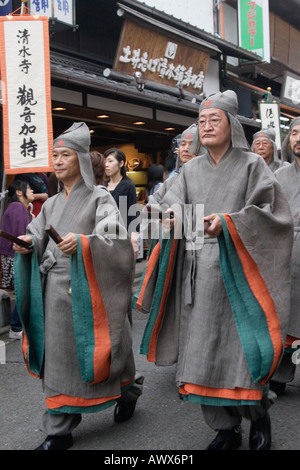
top-left (114, 19), bottom-right (210, 92)
top-left (281, 72), bottom-right (300, 106)
top-left (237, 0), bottom-right (270, 62)
top-left (0, 14), bottom-right (53, 174)
top-left (28, 0), bottom-right (75, 27)
top-left (0, 0), bottom-right (12, 16)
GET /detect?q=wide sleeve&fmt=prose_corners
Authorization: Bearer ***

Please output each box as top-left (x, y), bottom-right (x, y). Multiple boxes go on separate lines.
top-left (230, 156), bottom-right (293, 260)
top-left (70, 188), bottom-right (135, 383)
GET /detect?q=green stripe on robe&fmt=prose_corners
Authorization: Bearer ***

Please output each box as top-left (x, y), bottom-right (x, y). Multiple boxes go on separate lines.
top-left (139, 230), bottom-right (175, 355)
top-left (70, 235), bottom-right (96, 383)
top-left (14, 241), bottom-right (44, 377)
top-left (132, 235), bottom-right (159, 310)
top-left (218, 214), bottom-right (274, 383)
top-left (14, 236), bottom-right (103, 384)
top-left (182, 395), bottom-right (261, 407)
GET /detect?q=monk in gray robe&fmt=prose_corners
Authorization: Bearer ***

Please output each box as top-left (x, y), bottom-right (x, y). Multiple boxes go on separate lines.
top-left (136, 123), bottom-right (200, 325)
top-left (272, 116), bottom-right (300, 394)
top-left (148, 123), bottom-right (200, 206)
top-left (137, 91), bottom-right (293, 450)
top-left (251, 127), bottom-right (286, 172)
top-left (13, 122), bottom-right (142, 450)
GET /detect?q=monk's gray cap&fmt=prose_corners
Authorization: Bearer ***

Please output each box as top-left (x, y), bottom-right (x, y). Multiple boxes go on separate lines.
top-left (251, 127), bottom-right (279, 163)
top-left (199, 89), bottom-right (238, 116)
top-left (180, 123), bottom-right (198, 143)
top-left (281, 116), bottom-right (300, 162)
top-left (176, 124), bottom-right (201, 171)
top-left (290, 116), bottom-right (300, 130)
top-left (189, 90), bottom-right (249, 154)
top-left (53, 122), bottom-right (95, 190)
top-left (252, 127), bottom-right (276, 143)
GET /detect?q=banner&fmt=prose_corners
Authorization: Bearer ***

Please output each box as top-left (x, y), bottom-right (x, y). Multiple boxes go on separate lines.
top-left (258, 101), bottom-right (281, 150)
top-left (237, 0), bottom-right (270, 63)
top-left (0, 15), bottom-right (53, 174)
top-left (0, 1), bottom-right (12, 17)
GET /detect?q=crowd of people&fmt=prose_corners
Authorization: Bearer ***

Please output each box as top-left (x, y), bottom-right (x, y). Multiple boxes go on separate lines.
top-left (0, 89), bottom-right (299, 451)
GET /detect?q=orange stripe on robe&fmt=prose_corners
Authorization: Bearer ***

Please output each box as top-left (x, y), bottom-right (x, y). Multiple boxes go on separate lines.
top-left (179, 384), bottom-right (263, 402)
top-left (147, 236), bottom-right (178, 362)
top-left (22, 332), bottom-right (39, 379)
top-left (45, 379), bottom-right (134, 410)
top-left (80, 235), bottom-right (111, 384)
top-left (222, 214), bottom-right (283, 382)
top-left (46, 394), bottom-right (120, 410)
top-left (136, 242), bottom-right (161, 311)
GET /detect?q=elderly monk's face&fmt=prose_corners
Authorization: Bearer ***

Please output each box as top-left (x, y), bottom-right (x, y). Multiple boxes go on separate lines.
top-left (198, 108), bottom-right (231, 151)
top-left (253, 138), bottom-right (273, 164)
top-left (52, 147), bottom-right (81, 183)
top-left (179, 138), bottom-right (196, 164)
top-left (290, 123), bottom-right (300, 158)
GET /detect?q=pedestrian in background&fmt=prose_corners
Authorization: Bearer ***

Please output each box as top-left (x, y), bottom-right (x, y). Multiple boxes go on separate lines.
top-left (0, 180), bottom-right (34, 339)
top-left (90, 150), bottom-right (105, 186)
top-left (104, 148), bottom-right (139, 258)
top-left (145, 163), bottom-right (164, 201)
top-left (16, 172), bottom-right (48, 217)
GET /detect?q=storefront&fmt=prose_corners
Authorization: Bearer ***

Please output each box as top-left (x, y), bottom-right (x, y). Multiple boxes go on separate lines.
top-left (2, 0), bottom-right (298, 207)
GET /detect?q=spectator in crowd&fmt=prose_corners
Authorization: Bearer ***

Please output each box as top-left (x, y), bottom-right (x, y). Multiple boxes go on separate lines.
top-left (0, 180), bottom-right (34, 339)
top-left (104, 148), bottom-right (139, 258)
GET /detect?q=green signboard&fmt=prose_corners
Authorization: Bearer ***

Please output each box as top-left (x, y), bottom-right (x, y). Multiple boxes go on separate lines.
top-left (238, 0), bottom-right (270, 62)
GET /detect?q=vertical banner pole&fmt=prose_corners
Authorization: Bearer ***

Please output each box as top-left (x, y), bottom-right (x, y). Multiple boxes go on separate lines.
top-left (21, 0), bottom-right (27, 15)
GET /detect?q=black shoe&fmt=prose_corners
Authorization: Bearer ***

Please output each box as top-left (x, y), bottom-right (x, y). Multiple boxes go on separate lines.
top-left (249, 412), bottom-right (271, 450)
top-left (114, 399), bottom-right (137, 423)
top-left (35, 434), bottom-right (73, 450)
top-left (269, 380), bottom-right (286, 396)
top-left (206, 426), bottom-right (242, 450)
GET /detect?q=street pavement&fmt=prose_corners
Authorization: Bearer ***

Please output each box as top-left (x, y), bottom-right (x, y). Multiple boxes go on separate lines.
top-left (1, 264), bottom-right (300, 453)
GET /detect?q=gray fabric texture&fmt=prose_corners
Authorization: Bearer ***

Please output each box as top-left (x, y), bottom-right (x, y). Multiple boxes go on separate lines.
top-left (275, 161), bottom-right (300, 338)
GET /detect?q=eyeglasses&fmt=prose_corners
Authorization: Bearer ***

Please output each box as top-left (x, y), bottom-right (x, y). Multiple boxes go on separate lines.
top-left (197, 117), bottom-right (223, 129)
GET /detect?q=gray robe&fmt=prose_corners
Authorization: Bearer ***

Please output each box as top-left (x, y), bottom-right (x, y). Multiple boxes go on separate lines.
top-left (150, 148), bottom-right (293, 393)
top-left (25, 179), bottom-right (136, 402)
top-left (148, 172), bottom-right (180, 206)
top-left (275, 161), bottom-right (300, 339)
